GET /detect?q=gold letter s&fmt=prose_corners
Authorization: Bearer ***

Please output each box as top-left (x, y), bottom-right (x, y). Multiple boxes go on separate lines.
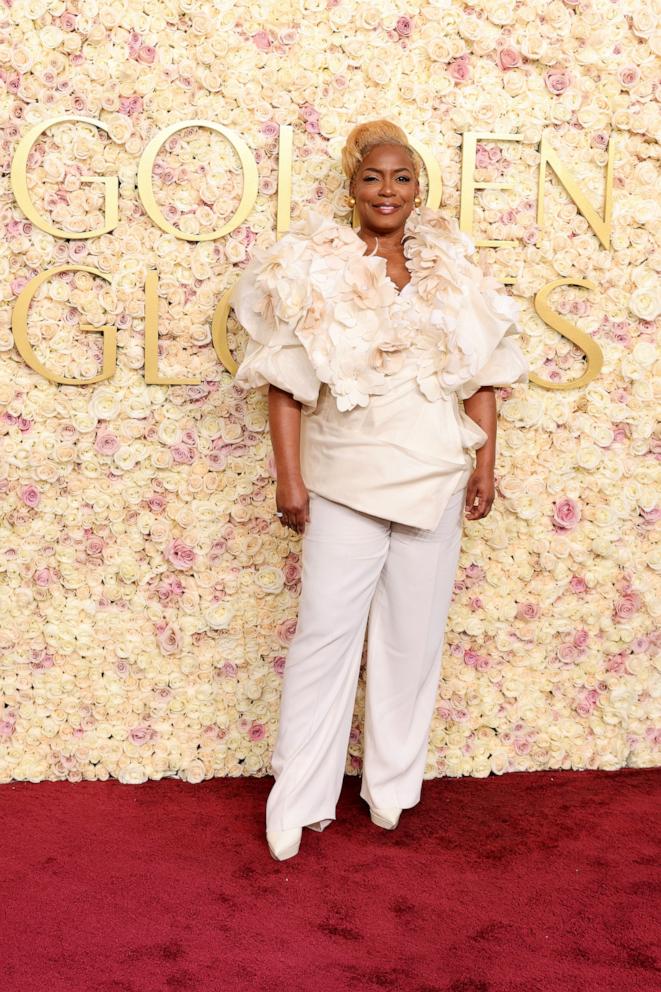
top-left (531, 278), bottom-right (603, 390)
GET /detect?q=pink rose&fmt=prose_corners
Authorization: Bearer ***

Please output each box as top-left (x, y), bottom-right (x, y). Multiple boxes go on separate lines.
top-left (448, 57), bottom-right (471, 83)
top-left (299, 102), bottom-right (319, 122)
top-left (573, 629), bottom-right (589, 649)
top-left (463, 650), bottom-right (490, 670)
top-left (187, 383), bottom-right (211, 401)
top-left (618, 67), bottom-right (640, 89)
top-left (85, 537), bottom-right (104, 557)
top-left (252, 30), bottom-right (271, 50)
top-left (171, 444), bottom-right (196, 464)
top-left (544, 69), bottom-right (572, 95)
top-left (283, 561), bottom-right (302, 586)
top-left (606, 653), bottom-right (626, 674)
top-left (591, 132), bottom-right (610, 150)
top-left (498, 47), bottom-right (522, 70)
top-left (552, 497), bottom-right (581, 530)
top-left (138, 45), bottom-right (156, 64)
top-left (165, 538), bottom-right (197, 570)
top-left (34, 567), bottom-right (55, 587)
top-left (249, 722), bottom-right (266, 741)
top-left (475, 145), bottom-right (491, 168)
top-left (156, 624), bottom-right (181, 654)
top-left (208, 450), bottom-right (227, 471)
top-left (558, 643), bottom-right (579, 664)
top-left (20, 484), bottom-right (40, 508)
top-left (613, 593), bottom-right (641, 620)
top-left (29, 650), bottom-right (54, 671)
top-left (276, 618), bottom-right (298, 645)
top-left (119, 95), bottom-right (143, 116)
top-left (157, 576), bottom-right (184, 602)
top-left (129, 726), bottom-right (153, 745)
top-left (94, 431), bottom-right (119, 454)
top-left (272, 655), bottom-right (286, 676)
top-left (517, 602), bottom-right (540, 620)
top-left (570, 575), bottom-right (587, 594)
top-left (208, 540), bottom-right (227, 566)
top-left (575, 696), bottom-right (596, 717)
top-left (396, 16), bottom-right (413, 36)
top-left (147, 494), bottom-right (167, 513)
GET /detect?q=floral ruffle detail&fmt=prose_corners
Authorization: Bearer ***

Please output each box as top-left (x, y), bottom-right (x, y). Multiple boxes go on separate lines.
top-left (232, 205), bottom-right (528, 412)
top-left (402, 207), bottom-right (524, 401)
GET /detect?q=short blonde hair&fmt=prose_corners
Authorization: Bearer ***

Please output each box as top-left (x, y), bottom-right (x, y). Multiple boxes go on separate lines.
top-left (341, 119), bottom-right (421, 186)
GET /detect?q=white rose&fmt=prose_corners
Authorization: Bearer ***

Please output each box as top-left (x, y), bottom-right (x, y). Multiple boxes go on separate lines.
top-left (255, 566), bottom-right (285, 594)
top-left (225, 240), bottom-right (246, 264)
top-left (88, 387), bottom-right (121, 421)
top-left (629, 287), bottom-right (660, 321)
top-left (118, 763), bottom-right (149, 785)
top-left (632, 9), bottom-right (656, 37)
top-left (632, 342), bottom-right (656, 367)
top-left (157, 419), bottom-right (183, 445)
top-left (180, 760), bottom-right (207, 784)
top-left (575, 444), bottom-right (601, 470)
top-left (203, 603), bottom-right (234, 630)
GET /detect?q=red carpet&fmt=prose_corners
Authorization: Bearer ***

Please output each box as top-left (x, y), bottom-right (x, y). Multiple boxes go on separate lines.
top-left (1, 767), bottom-right (659, 992)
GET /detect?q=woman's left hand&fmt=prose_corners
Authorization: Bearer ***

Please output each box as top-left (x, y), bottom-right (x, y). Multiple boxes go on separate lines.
top-left (464, 465), bottom-right (495, 520)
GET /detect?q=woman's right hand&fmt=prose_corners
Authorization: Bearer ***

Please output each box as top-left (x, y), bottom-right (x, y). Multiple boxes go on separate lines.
top-left (275, 474), bottom-right (310, 534)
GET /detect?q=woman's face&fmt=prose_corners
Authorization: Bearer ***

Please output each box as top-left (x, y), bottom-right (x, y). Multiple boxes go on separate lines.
top-left (350, 143), bottom-right (420, 235)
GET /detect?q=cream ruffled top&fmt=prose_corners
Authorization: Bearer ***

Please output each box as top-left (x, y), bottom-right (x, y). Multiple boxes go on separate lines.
top-left (231, 205), bottom-right (529, 530)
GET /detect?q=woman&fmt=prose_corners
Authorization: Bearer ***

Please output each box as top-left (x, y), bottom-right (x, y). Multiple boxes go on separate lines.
top-left (231, 119), bottom-right (528, 861)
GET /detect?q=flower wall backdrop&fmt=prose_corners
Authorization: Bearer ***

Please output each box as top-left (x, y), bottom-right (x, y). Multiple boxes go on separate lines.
top-left (0, 0), bottom-right (659, 783)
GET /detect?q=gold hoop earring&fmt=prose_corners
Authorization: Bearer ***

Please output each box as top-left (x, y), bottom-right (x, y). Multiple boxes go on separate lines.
top-left (347, 195), bottom-right (356, 207)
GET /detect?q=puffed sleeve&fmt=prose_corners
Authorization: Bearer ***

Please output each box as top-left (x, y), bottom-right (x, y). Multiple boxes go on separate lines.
top-left (408, 210), bottom-right (529, 403)
top-left (451, 270), bottom-right (529, 402)
top-left (231, 236), bottom-right (322, 411)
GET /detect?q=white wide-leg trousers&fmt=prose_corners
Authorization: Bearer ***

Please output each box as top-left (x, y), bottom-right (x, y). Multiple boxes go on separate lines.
top-left (266, 486), bottom-right (466, 833)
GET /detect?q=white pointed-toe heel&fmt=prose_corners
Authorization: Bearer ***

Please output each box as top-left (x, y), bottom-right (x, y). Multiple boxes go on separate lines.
top-left (369, 806), bottom-right (402, 830)
top-left (266, 826), bottom-right (302, 861)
